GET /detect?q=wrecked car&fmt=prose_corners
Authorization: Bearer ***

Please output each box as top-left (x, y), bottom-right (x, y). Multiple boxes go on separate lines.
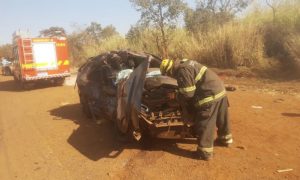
top-left (76, 50), bottom-right (195, 141)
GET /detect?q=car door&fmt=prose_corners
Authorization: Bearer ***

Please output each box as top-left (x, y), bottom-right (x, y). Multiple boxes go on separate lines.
top-left (116, 56), bottom-right (150, 134)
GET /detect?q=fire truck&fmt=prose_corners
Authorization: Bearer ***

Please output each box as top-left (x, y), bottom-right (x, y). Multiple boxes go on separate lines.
top-left (12, 32), bottom-right (70, 87)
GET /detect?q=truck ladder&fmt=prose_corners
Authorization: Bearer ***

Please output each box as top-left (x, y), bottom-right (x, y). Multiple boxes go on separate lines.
top-left (21, 39), bottom-right (33, 64)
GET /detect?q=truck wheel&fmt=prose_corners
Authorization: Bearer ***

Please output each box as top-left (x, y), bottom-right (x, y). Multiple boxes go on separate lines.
top-left (13, 75), bottom-right (18, 82)
top-left (7, 68), bottom-right (11, 75)
top-left (20, 81), bottom-right (28, 89)
top-left (55, 78), bottom-right (65, 86)
top-left (4, 67), bottom-right (11, 76)
top-left (20, 81), bottom-right (34, 90)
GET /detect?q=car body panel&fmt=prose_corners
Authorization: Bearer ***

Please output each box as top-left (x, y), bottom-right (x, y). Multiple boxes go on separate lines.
top-left (77, 51), bottom-right (195, 140)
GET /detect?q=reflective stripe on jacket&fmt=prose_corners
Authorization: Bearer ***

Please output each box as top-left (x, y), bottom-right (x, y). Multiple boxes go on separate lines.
top-left (174, 59), bottom-right (226, 107)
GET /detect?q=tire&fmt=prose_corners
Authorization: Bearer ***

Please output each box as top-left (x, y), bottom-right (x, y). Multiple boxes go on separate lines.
top-left (3, 67), bottom-right (11, 76)
top-left (55, 78), bottom-right (65, 86)
top-left (80, 94), bottom-right (92, 118)
top-left (138, 129), bottom-right (153, 149)
top-left (114, 123), bottom-right (131, 143)
top-left (20, 78), bottom-right (34, 90)
top-left (13, 74), bottom-right (19, 82)
top-left (20, 81), bottom-right (30, 90)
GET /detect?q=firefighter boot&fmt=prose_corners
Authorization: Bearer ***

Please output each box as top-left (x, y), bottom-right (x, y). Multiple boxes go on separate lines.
top-left (194, 147), bottom-right (213, 161)
top-left (214, 134), bottom-right (233, 147)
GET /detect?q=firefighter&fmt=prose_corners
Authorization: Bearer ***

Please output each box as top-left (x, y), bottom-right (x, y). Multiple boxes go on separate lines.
top-left (160, 58), bottom-right (233, 161)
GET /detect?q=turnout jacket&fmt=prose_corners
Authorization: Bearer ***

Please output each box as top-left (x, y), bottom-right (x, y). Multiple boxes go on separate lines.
top-left (174, 59), bottom-right (226, 107)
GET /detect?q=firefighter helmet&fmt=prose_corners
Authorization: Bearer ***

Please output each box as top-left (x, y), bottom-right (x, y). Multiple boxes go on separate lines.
top-left (160, 59), bottom-right (174, 75)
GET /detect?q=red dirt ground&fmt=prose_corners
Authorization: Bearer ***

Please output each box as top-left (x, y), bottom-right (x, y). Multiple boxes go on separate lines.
top-left (0, 75), bottom-right (299, 180)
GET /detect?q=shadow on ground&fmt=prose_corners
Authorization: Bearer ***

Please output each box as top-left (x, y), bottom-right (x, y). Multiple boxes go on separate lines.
top-left (0, 78), bottom-right (63, 92)
top-left (49, 103), bottom-right (197, 161)
top-left (0, 79), bottom-right (23, 92)
top-left (282, 113), bottom-right (300, 117)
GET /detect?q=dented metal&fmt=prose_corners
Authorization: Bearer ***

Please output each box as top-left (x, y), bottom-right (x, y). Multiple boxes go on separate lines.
top-left (77, 50), bottom-right (195, 140)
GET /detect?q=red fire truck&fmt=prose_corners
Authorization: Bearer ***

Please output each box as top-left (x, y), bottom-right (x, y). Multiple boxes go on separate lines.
top-left (12, 33), bottom-right (70, 87)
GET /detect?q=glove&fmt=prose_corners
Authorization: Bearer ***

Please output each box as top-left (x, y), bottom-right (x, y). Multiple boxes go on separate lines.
top-left (176, 92), bottom-right (195, 123)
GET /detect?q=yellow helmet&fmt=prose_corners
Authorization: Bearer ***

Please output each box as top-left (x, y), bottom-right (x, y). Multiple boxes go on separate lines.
top-left (160, 59), bottom-right (174, 75)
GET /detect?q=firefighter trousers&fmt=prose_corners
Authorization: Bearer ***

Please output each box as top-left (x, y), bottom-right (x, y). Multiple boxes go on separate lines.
top-left (194, 96), bottom-right (231, 153)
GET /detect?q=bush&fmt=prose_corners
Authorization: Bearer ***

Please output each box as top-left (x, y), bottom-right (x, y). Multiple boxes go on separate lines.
top-left (165, 23), bottom-right (265, 69)
top-left (261, 1), bottom-right (300, 77)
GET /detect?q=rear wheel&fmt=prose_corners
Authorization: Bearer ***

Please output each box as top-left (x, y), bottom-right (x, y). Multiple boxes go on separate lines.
top-left (54, 78), bottom-right (65, 86)
top-left (20, 81), bottom-right (29, 90)
top-left (79, 93), bottom-right (92, 118)
top-left (13, 74), bottom-right (18, 82)
top-left (20, 79), bottom-right (34, 90)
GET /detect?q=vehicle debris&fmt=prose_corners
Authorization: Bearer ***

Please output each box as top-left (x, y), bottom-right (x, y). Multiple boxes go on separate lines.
top-left (225, 85), bottom-right (237, 91)
top-left (276, 169), bottom-right (293, 173)
top-left (251, 105), bottom-right (263, 109)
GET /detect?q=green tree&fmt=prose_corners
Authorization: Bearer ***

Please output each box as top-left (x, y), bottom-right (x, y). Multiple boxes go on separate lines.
top-left (84, 22), bottom-right (103, 44)
top-left (101, 25), bottom-right (119, 39)
top-left (126, 25), bottom-right (142, 43)
top-left (82, 22), bottom-right (118, 44)
top-left (185, 0), bottom-right (250, 33)
top-left (67, 31), bottom-right (87, 66)
top-left (39, 27), bottom-right (66, 37)
top-left (265, 0), bottom-right (281, 23)
top-left (67, 23), bottom-right (120, 65)
top-left (130, 0), bottom-right (187, 58)
top-left (0, 44), bottom-right (13, 59)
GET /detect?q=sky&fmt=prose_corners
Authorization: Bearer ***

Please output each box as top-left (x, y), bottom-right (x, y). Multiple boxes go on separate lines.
top-left (0, 0), bottom-right (196, 45)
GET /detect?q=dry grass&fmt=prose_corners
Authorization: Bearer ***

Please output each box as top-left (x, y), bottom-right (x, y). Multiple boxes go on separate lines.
top-left (162, 23), bottom-right (265, 69)
top-left (66, 0), bottom-right (300, 79)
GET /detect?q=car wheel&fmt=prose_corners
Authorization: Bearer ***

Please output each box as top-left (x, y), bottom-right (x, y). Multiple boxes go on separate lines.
top-left (80, 94), bottom-right (92, 118)
top-left (138, 129), bottom-right (153, 149)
